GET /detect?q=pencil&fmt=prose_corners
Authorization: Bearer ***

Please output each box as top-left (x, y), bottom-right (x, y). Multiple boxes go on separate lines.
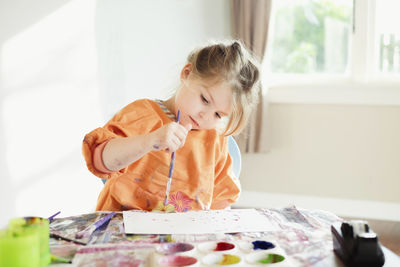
top-left (164, 109), bottom-right (181, 206)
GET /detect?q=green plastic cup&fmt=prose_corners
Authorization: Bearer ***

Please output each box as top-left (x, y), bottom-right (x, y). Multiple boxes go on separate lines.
top-left (0, 228), bottom-right (40, 267)
top-left (9, 217), bottom-right (51, 266)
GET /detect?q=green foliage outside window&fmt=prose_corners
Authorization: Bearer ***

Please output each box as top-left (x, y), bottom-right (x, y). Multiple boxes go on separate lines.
top-left (270, 0), bottom-right (352, 74)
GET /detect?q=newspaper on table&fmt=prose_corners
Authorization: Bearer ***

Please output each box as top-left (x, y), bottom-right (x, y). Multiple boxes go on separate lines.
top-left (49, 206), bottom-right (343, 266)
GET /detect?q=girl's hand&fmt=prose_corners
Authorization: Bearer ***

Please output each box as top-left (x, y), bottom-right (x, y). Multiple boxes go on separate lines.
top-left (149, 122), bottom-right (192, 152)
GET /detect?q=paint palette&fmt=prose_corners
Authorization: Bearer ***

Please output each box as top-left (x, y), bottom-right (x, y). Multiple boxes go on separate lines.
top-left (151, 240), bottom-right (291, 266)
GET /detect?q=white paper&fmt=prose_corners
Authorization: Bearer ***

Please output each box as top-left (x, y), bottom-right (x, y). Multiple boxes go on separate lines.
top-left (123, 209), bottom-right (277, 234)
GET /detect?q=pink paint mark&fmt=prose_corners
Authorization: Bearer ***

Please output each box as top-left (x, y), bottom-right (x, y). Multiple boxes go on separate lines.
top-left (214, 242), bottom-right (235, 251)
top-left (93, 253), bottom-right (142, 267)
top-left (76, 245), bottom-right (153, 254)
top-left (158, 255), bottom-right (197, 266)
top-left (294, 228), bottom-right (309, 242)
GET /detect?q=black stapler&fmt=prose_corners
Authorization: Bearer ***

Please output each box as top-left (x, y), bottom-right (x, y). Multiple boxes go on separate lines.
top-left (331, 220), bottom-right (385, 267)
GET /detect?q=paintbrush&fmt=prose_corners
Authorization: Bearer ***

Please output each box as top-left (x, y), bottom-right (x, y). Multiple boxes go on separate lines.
top-left (164, 109), bottom-right (181, 206)
top-left (75, 212), bottom-right (116, 239)
top-left (48, 211), bottom-right (61, 223)
top-left (50, 233), bottom-right (87, 245)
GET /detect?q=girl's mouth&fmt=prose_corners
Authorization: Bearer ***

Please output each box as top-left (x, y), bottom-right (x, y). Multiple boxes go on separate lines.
top-left (189, 116), bottom-right (200, 128)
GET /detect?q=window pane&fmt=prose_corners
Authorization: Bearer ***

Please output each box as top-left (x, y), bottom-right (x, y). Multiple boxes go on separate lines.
top-left (268, 0), bottom-right (353, 74)
top-left (376, 0), bottom-right (400, 73)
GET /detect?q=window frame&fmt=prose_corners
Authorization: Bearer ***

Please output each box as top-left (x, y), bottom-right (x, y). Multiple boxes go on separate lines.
top-left (264, 0), bottom-right (400, 106)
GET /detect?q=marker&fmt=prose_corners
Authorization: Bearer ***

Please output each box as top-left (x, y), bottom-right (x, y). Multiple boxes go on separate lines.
top-left (164, 110), bottom-right (180, 206)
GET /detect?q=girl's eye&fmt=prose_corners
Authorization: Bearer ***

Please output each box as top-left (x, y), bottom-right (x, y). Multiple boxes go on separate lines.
top-left (201, 95), bottom-right (209, 104)
top-left (215, 112), bottom-right (221, 119)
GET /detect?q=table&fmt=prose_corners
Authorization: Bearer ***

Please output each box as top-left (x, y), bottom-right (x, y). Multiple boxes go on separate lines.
top-left (48, 206), bottom-right (400, 266)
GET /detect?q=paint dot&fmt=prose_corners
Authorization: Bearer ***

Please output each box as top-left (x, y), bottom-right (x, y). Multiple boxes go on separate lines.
top-left (157, 243), bottom-right (195, 255)
top-left (257, 254), bottom-right (285, 264)
top-left (158, 255), bottom-right (197, 266)
top-left (215, 242), bottom-right (235, 251)
top-left (246, 252), bottom-right (285, 264)
top-left (202, 254), bottom-right (241, 265)
top-left (198, 242), bottom-right (235, 253)
top-left (219, 254), bottom-right (241, 265)
top-left (252, 241), bottom-right (275, 250)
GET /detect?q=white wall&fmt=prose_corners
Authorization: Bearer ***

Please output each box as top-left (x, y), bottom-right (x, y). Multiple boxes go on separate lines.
top-left (0, 0), bottom-right (232, 227)
top-left (95, 0), bottom-right (232, 119)
top-left (236, 104), bottom-right (400, 221)
top-left (252, 104), bottom-right (400, 203)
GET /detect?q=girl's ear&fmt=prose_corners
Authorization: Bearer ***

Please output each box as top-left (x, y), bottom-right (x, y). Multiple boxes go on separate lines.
top-left (180, 63), bottom-right (193, 81)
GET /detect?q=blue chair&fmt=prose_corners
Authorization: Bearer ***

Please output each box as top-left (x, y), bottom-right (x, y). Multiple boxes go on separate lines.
top-left (228, 135), bottom-right (241, 178)
top-left (101, 136), bottom-right (241, 184)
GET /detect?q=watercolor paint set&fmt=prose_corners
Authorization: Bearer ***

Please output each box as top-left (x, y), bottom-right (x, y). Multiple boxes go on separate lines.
top-left (152, 240), bottom-right (291, 266)
top-left (72, 239), bottom-right (291, 266)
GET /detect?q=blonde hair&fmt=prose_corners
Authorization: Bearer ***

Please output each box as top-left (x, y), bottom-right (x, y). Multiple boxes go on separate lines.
top-left (186, 40), bottom-right (260, 136)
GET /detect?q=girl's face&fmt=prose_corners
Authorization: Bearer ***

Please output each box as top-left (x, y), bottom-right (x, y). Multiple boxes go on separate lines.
top-left (174, 64), bottom-right (233, 130)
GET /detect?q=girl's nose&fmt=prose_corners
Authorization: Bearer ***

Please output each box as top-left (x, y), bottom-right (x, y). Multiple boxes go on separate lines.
top-left (199, 110), bottom-right (212, 121)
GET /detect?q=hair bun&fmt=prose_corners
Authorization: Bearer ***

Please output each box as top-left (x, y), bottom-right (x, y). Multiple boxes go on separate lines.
top-left (231, 41), bottom-right (241, 51)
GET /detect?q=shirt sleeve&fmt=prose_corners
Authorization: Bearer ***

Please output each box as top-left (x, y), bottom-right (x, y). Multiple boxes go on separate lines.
top-left (82, 99), bottom-right (161, 180)
top-left (92, 140), bottom-right (113, 174)
top-left (210, 136), bottom-right (241, 209)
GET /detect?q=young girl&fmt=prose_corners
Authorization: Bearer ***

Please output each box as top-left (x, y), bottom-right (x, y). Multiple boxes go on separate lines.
top-left (82, 40), bottom-right (260, 212)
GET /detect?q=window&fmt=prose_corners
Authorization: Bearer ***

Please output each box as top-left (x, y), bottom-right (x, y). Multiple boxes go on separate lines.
top-left (268, 0), bottom-right (353, 74)
top-left (265, 0), bottom-right (400, 105)
top-left (376, 0), bottom-right (400, 73)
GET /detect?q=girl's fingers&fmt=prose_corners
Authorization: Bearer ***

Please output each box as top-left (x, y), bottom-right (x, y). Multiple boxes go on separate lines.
top-left (172, 124), bottom-right (189, 142)
top-left (176, 124), bottom-right (192, 147)
top-left (176, 130), bottom-right (187, 143)
top-left (172, 135), bottom-right (181, 147)
top-left (159, 122), bottom-right (192, 152)
top-left (166, 136), bottom-right (180, 152)
top-left (170, 132), bottom-right (188, 152)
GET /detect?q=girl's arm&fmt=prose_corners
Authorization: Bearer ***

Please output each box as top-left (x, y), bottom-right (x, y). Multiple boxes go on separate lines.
top-left (102, 122), bottom-right (191, 171)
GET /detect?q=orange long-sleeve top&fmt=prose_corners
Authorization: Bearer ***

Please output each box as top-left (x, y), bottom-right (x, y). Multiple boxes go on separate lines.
top-left (82, 99), bottom-right (241, 212)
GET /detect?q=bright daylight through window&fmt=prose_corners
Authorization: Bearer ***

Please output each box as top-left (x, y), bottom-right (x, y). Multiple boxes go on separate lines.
top-left (267, 0), bottom-right (400, 76)
top-left (268, 0), bottom-right (353, 74)
top-left (376, 0), bottom-right (400, 73)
